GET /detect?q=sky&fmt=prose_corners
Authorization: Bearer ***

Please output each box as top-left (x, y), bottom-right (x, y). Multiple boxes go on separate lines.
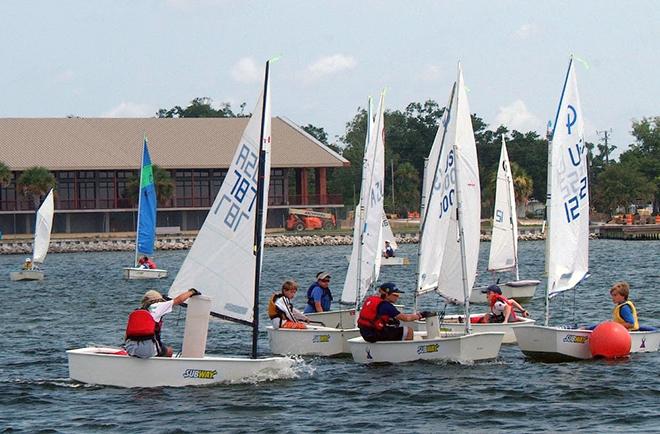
top-left (1, 0), bottom-right (658, 157)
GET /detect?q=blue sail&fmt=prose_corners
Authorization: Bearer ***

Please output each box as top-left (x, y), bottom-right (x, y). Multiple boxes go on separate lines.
top-left (136, 137), bottom-right (157, 256)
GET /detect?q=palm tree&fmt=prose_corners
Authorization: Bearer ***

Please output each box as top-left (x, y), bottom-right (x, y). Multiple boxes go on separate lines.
top-left (17, 166), bottom-right (56, 208)
top-left (511, 162), bottom-right (533, 206)
top-left (0, 162), bottom-right (11, 187)
top-left (127, 165), bottom-right (175, 206)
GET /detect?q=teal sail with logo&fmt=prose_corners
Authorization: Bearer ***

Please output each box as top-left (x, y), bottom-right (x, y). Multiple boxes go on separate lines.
top-left (136, 136), bottom-right (157, 259)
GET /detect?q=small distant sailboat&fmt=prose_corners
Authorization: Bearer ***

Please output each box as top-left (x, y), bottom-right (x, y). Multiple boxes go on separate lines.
top-left (10, 189), bottom-right (54, 281)
top-left (380, 215), bottom-right (410, 266)
top-left (68, 60), bottom-right (295, 386)
top-left (470, 136), bottom-right (540, 303)
top-left (349, 64), bottom-right (504, 364)
top-left (123, 137), bottom-right (167, 280)
top-left (514, 57), bottom-right (658, 361)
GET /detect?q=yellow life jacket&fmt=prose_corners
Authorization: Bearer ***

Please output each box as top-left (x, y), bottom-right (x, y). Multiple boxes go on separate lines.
top-left (612, 300), bottom-right (639, 331)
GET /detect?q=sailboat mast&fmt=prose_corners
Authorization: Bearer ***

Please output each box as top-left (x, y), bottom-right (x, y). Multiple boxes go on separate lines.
top-left (453, 140), bottom-right (472, 335)
top-left (134, 135), bottom-right (147, 267)
top-left (544, 56), bottom-right (574, 327)
top-left (414, 157), bottom-right (429, 311)
top-left (503, 138), bottom-right (520, 281)
top-left (251, 60), bottom-right (270, 359)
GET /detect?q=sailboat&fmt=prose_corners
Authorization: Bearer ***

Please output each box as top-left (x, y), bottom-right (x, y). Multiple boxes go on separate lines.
top-left (10, 189), bottom-right (55, 281)
top-left (67, 60), bottom-right (296, 387)
top-left (348, 64), bottom-right (504, 364)
top-left (470, 136), bottom-right (540, 304)
top-left (268, 93), bottom-right (387, 356)
top-left (123, 137), bottom-right (168, 280)
top-left (380, 215), bottom-right (410, 266)
top-left (513, 57), bottom-right (658, 361)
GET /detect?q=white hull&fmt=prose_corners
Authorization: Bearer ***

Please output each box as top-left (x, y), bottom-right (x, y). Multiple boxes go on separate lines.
top-left (514, 325), bottom-right (592, 362)
top-left (349, 331), bottom-right (504, 364)
top-left (305, 308), bottom-right (356, 329)
top-left (10, 270), bottom-right (44, 281)
top-left (514, 325), bottom-right (659, 362)
top-left (67, 347), bottom-right (295, 387)
top-left (381, 256), bottom-right (410, 266)
top-left (267, 325), bottom-right (360, 356)
top-left (631, 330), bottom-right (660, 353)
top-left (415, 315), bottom-right (536, 344)
top-left (470, 279), bottom-right (540, 304)
top-left (123, 267), bottom-right (168, 280)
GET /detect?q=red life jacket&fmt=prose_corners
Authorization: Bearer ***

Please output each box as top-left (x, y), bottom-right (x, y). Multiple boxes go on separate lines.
top-left (145, 259), bottom-right (157, 269)
top-left (490, 294), bottom-right (518, 321)
top-left (126, 309), bottom-right (160, 340)
top-left (357, 296), bottom-right (390, 331)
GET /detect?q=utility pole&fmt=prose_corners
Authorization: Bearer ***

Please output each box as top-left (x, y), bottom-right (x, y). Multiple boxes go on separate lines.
top-left (596, 128), bottom-right (613, 164)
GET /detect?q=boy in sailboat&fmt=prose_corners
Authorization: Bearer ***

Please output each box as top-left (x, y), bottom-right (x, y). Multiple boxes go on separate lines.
top-left (357, 282), bottom-right (423, 342)
top-left (383, 240), bottom-right (395, 258)
top-left (124, 288), bottom-right (199, 358)
top-left (478, 285), bottom-right (529, 323)
top-left (303, 272), bottom-right (333, 314)
top-left (138, 255), bottom-right (157, 269)
top-left (610, 281), bottom-right (639, 331)
top-left (268, 280), bottom-right (310, 329)
top-left (22, 258), bottom-right (33, 270)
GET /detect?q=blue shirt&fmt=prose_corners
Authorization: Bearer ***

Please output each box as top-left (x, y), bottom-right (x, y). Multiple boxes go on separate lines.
top-left (377, 300), bottom-right (401, 320)
top-left (619, 304), bottom-right (635, 325)
top-left (303, 283), bottom-right (332, 313)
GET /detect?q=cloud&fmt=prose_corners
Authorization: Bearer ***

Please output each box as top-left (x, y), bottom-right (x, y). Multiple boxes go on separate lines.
top-left (102, 102), bottom-right (154, 117)
top-left (54, 69), bottom-right (75, 83)
top-left (418, 64), bottom-right (442, 82)
top-left (303, 54), bottom-right (357, 83)
top-left (515, 23), bottom-right (537, 39)
top-left (494, 100), bottom-right (541, 132)
top-left (165, 0), bottom-right (228, 11)
top-left (231, 57), bottom-right (261, 84)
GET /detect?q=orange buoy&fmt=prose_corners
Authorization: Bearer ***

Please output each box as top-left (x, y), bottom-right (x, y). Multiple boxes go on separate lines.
top-left (590, 321), bottom-right (631, 358)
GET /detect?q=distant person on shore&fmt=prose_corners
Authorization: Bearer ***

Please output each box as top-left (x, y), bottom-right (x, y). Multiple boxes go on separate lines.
top-left (268, 280), bottom-right (310, 329)
top-left (478, 285), bottom-right (529, 323)
top-left (357, 282), bottom-right (423, 342)
top-left (124, 288), bottom-right (199, 358)
top-left (304, 272), bottom-right (333, 313)
top-left (22, 257), bottom-right (33, 270)
top-left (138, 255), bottom-right (157, 269)
top-left (383, 240), bottom-right (396, 258)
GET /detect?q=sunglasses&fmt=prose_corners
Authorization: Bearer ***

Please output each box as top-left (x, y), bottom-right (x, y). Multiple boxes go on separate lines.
top-left (321, 278), bottom-right (331, 282)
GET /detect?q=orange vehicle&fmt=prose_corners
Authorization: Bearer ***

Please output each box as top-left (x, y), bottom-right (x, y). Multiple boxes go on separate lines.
top-left (286, 208), bottom-right (337, 231)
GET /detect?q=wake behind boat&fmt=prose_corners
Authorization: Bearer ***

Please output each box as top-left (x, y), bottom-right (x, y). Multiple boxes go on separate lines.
top-left (10, 189), bottom-right (54, 281)
top-left (123, 137), bottom-right (167, 280)
top-left (68, 60), bottom-right (296, 386)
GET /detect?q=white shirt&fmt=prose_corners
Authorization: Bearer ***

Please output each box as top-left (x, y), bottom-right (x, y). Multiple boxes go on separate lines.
top-left (148, 300), bottom-right (174, 322)
top-left (271, 296), bottom-right (305, 328)
top-left (492, 300), bottom-right (507, 315)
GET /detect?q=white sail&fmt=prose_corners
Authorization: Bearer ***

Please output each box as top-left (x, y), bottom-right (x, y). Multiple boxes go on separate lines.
top-left (341, 93), bottom-right (385, 305)
top-left (418, 65), bottom-right (480, 303)
top-left (32, 189), bottom-right (54, 264)
top-left (547, 58), bottom-right (588, 297)
top-left (381, 214), bottom-right (397, 250)
top-left (168, 69), bottom-right (271, 324)
top-left (487, 136), bottom-right (518, 273)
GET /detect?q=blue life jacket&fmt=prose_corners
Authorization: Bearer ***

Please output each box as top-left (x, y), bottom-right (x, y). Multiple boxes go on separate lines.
top-left (306, 282), bottom-right (333, 309)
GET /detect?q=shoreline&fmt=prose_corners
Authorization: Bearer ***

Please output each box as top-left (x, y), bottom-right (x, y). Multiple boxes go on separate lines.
top-left (0, 231), bottom-right (552, 255)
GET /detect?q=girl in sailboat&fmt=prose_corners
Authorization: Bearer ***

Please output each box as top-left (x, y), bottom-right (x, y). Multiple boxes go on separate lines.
top-left (478, 285), bottom-right (529, 323)
top-left (124, 288), bottom-right (199, 358)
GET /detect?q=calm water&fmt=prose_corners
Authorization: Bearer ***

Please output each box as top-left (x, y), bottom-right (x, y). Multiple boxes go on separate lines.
top-left (1, 239), bottom-right (658, 433)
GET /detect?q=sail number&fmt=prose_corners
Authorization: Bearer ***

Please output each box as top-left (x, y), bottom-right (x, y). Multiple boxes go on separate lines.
top-left (433, 150), bottom-right (456, 219)
top-left (495, 209), bottom-right (504, 223)
top-left (214, 144), bottom-right (259, 232)
top-left (564, 176), bottom-right (587, 223)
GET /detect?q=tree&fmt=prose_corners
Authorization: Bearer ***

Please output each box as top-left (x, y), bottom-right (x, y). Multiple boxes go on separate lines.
top-left (126, 165), bottom-right (175, 206)
top-left (592, 163), bottom-right (656, 213)
top-left (0, 161), bottom-right (10, 187)
top-left (302, 124), bottom-right (329, 145)
top-left (157, 97), bottom-right (248, 118)
top-left (391, 162), bottom-right (420, 215)
top-left (17, 166), bottom-right (56, 208)
top-left (621, 117), bottom-right (660, 212)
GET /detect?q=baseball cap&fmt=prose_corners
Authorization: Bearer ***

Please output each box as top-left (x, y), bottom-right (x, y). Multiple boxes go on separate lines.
top-left (380, 282), bottom-right (403, 294)
top-left (317, 272), bottom-right (331, 281)
top-left (481, 284), bottom-right (502, 294)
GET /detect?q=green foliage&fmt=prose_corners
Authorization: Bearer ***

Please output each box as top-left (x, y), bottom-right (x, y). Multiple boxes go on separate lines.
top-left (592, 163), bottom-right (656, 212)
top-left (0, 161), bottom-right (11, 187)
top-left (126, 165), bottom-right (175, 205)
top-left (157, 97), bottom-right (248, 118)
top-left (302, 124), bottom-right (329, 145)
top-left (17, 166), bottom-right (56, 207)
top-left (390, 162), bottom-right (420, 215)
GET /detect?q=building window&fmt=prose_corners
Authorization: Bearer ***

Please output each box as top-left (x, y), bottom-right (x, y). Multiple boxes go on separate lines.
top-left (0, 173), bottom-right (17, 211)
top-left (56, 171), bottom-right (76, 209)
top-left (192, 170), bottom-right (211, 207)
top-left (117, 171), bottom-right (133, 208)
top-left (269, 169), bottom-right (285, 206)
top-left (175, 170), bottom-right (193, 207)
top-left (98, 171), bottom-right (115, 208)
top-left (78, 171), bottom-right (96, 209)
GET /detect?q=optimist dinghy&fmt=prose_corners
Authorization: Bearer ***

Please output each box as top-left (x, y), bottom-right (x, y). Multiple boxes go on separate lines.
top-left (514, 57), bottom-right (659, 361)
top-left (68, 60), bottom-right (296, 386)
top-left (10, 189), bottom-right (54, 281)
top-left (349, 64), bottom-right (504, 364)
top-left (122, 137), bottom-right (167, 280)
top-left (269, 93), bottom-right (388, 356)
